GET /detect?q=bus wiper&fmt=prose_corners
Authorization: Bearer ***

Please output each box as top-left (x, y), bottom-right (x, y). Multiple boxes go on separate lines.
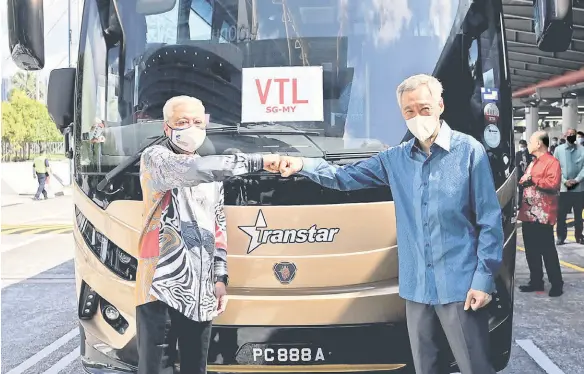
top-left (206, 124), bottom-right (321, 136)
top-left (323, 150), bottom-right (382, 161)
top-left (96, 135), bottom-right (166, 192)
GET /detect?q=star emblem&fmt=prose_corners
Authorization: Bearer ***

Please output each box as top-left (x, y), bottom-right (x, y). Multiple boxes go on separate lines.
top-left (238, 210), bottom-right (267, 254)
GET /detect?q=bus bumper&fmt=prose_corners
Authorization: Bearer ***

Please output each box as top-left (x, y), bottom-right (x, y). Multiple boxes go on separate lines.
top-left (80, 314), bottom-right (512, 374)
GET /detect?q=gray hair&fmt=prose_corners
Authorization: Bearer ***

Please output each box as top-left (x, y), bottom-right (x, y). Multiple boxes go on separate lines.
top-left (162, 96), bottom-right (204, 121)
top-left (396, 74), bottom-right (443, 108)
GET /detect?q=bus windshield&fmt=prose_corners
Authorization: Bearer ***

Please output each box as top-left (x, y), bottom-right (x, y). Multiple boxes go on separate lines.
top-left (78, 0), bottom-right (458, 173)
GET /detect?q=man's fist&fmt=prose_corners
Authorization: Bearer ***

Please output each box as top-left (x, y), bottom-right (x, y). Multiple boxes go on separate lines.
top-left (262, 154), bottom-right (281, 172)
top-left (279, 156), bottom-right (303, 177)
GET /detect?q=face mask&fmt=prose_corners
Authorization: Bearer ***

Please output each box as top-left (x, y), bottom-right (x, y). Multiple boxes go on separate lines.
top-left (519, 146), bottom-right (526, 152)
top-left (551, 140), bottom-right (558, 146)
top-left (406, 115), bottom-right (439, 142)
top-left (578, 137), bottom-right (584, 144)
top-left (169, 126), bottom-right (206, 153)
top-left (567, 135), bottom-right (577, 144)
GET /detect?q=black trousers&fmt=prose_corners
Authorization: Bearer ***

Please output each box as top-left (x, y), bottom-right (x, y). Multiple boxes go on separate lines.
top-left (522, 222), bottom-right (563, 287)
top-left (557, 192), bottom-right (584, 241)
top-left (34, 172), bottom-right (48, 199)
top-left (136, 301), bottom-right (213, 374)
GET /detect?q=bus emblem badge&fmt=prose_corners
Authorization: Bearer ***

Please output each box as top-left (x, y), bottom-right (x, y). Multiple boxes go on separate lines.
top-left (273, 262), bottom-right (297, 284)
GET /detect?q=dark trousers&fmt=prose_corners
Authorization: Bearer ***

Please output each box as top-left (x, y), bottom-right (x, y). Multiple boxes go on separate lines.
top-left (522, 222), bottom-right (563, 287)
top-left (406, 300), bottom-right (494, 374)
top-left (557, 192), bottom-right (584, 241)
top-left (34, 173), bottom-right (48, 199)
top-left (137, 301), bottom-right (213, 374)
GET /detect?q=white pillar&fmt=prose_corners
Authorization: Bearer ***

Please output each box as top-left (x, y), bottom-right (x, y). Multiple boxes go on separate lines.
top-left (562, 97), bottom-right (578, 133)
top-left (525, 105), bottom-right (539, 141)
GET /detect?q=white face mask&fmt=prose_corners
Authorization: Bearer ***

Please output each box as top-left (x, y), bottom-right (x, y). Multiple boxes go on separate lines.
top-left (519, 146), bottom-right (526, 152)
top-left (406, 115), bottom-right (439, 142)
top-left (169, 126), bottom-right (206, 153)
top-left (578, 137), bottom-right (584, 144)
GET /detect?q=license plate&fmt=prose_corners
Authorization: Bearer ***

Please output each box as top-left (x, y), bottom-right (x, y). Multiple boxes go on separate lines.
top-left (239, 344), bottom-right (328, 365)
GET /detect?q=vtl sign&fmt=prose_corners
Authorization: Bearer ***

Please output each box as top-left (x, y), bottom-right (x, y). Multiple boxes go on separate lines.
top-left (241, 66), bottom-right (324, 123)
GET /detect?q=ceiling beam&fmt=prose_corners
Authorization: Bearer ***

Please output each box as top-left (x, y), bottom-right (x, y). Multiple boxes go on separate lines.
top-left (508, 60), bottom-right (577, 75)
top-left (511, 68), bottom-right (556, 79)
top-left (511, 75), bottom-right (541, 84)
top-left (506, 28), bottom-right (584, 43)
top-left (507, 51), bottom-right (584, 69)
top-left (507, 43), bottom-right (584, 63)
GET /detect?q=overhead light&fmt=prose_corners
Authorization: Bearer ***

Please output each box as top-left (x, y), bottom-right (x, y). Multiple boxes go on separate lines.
top-left (539, 111), bottom-right (549, 114)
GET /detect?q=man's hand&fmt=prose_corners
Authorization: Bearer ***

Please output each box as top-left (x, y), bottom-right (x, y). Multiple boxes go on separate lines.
top-left (566, 179), bottom-right (579, 187)
top-left (215, 282), bottom-right (228, 315)
top-left (464, 289), bottom-right (492, 311)
top-left (520, 175), bottom-right (534, 187)
top-left (279, 156), bottom-right (304, 177)
top-left (262, 154), bottom-right (281, 173)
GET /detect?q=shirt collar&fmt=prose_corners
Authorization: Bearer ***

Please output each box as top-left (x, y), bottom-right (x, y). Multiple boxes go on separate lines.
top-left (407, 120), bottom-right (452, 156)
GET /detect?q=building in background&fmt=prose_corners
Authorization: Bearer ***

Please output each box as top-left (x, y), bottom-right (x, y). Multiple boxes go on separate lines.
top-left (1, 77), bottom-right (11, 101)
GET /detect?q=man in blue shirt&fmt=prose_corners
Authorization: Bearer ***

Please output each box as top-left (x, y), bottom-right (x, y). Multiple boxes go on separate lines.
top-left (276, 74), bottom-right (503, 374)
top-left (553, 128), bottom-right (584, 245)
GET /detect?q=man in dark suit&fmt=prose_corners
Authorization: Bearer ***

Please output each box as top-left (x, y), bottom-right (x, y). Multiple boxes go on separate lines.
top-left (516, 139), bottom-right (534, 209)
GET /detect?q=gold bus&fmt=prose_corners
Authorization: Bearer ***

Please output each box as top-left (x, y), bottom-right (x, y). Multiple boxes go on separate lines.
top-left (6, 0), bottom-right (573, 372)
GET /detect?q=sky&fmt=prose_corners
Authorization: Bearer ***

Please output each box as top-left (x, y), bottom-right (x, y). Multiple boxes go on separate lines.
top-left (1, 0), bottom-right (84, 79)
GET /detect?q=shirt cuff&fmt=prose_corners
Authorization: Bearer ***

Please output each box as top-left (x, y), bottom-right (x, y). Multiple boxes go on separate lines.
top-left (470, 272), bottom-right (494, 294)
top-left (214, 259), bottom-right (228, 277)
top-left (298, 157), bottom-right (320, 175)
top-left (246, 154), bottom-right (264, 172)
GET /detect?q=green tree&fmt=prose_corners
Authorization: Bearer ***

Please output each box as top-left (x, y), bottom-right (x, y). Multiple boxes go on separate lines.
top-left (10, 71), bottom-right (45, 101)
top-left (2, 89), bottom-right (62, 160)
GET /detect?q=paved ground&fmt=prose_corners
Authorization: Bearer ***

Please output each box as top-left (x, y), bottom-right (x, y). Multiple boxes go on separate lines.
top-left (2, 194), bottom-right (584, 374)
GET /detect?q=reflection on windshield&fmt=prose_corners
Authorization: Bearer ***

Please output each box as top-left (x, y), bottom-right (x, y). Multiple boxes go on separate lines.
top-left (79, 0), bottom-right (458, 172)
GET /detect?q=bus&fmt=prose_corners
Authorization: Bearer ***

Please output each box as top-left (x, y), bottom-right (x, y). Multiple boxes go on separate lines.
top-left (6, 0), bottom-right (572, 372)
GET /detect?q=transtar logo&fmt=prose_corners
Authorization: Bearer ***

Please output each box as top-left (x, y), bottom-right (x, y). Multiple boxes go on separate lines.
top-left (238, 210), bottom-right (340, 254)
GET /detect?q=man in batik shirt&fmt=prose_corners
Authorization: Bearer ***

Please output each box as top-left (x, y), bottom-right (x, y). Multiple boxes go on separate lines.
top-left (518, 130), bottom-right (564, 297)
top-left (137, 95), bottom-right (280, 374)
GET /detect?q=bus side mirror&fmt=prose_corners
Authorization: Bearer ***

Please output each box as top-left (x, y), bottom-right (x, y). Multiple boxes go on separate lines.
top-left (7, 0), bottom-right (45, 70)
top-left (47, 68), bottom-right (76, 133)
top-left (534, 0), bottom-right (573, 52)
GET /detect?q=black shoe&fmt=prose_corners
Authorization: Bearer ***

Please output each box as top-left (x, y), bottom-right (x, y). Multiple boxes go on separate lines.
top-left (556, 239), bottom-right (565, 245)
top-left (519, 284), bottom-right (544, 292)
top-left (577, 238), bottom-right (584, 245)
top-left (549, 285), bottom-right (564, 297)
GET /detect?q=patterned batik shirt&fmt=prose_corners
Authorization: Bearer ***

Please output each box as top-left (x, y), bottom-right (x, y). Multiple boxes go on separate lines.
top-left (518, 152), bottom-right (562, 225)
top-left (138, 144), bottom-right (263, 321)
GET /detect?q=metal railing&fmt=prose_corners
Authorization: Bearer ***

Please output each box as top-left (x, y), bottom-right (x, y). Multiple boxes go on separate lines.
top-left (1, 142), bottom-right (65, 161)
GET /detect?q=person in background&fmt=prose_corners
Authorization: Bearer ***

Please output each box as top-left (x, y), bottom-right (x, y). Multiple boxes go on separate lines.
top-left (559, 138), bottom-right (567, 145)
top-left (136, 95), bottom-right (280, 374)
top-left (516, 139), bottom-right (534, 209)
top-left (274, 74), bottom-right (502, 374)
top-left (549, 137), bottom-right (559, 154)
top-left (32, 147), bottom-right (50, 201)
top-left (577, 131), bottom-right (584, 145)
top-left (518, 131), bottom-right (563, 297)
top-left (553, 128), bottom-right (584, 245)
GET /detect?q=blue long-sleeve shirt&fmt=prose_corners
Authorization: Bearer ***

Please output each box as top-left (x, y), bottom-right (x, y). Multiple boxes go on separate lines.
top-left (553, 143), bottom-right (584, 193)
top-left (299, 122), bottom-right (503, 305)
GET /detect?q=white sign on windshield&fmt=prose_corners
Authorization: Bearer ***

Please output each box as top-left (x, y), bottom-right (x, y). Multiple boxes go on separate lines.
top-left (241, 66), bottom-right (324, 123)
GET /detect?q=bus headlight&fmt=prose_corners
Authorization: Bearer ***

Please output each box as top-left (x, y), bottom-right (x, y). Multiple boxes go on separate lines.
top-left (104, 305), bottom-right (120, 320)
top-left (75, 207), bottom-right (137, 281)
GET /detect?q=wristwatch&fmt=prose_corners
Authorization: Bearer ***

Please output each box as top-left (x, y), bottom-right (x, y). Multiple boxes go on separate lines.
top-left (215, 275), bottom-right (229, 286)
